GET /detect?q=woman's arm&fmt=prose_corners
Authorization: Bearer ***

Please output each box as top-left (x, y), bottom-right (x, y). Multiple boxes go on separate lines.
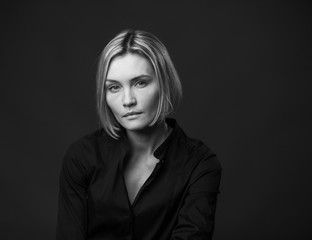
top-left (56, 143), bottom-right (88, 240)
top-left (171, 156), bottom-right (222, 240)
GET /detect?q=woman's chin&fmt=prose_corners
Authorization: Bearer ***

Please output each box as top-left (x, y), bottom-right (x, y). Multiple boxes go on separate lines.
top-left (121, 120), bottom-right (148, 132)
top-left (121, 119), bottom-right (155, 133)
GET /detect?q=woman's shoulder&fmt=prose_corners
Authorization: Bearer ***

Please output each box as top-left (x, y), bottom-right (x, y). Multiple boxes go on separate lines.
top-left (167, 119), bottom-right (218, 162)
top-left (61, 129), bottom-right (116, 173)
top-left (190, 140), bottom-right (220, 168)
top-left (63, 128), bottom-right (115, 162)
top-left (177, 126), bottom-right (221, 171)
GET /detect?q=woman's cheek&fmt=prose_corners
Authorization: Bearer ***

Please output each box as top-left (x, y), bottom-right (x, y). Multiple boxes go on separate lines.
top-left (106, 97), bottom-right (117, 117)
top-left (148, 89), bottom-right (159, 109)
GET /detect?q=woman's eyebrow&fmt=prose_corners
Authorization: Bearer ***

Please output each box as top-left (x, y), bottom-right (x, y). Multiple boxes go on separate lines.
top-left (131, 74), bottom-right (153, 82)
top-left (105, 79), bottom-right (119, 84)
top-left (106, 74), bottom-right (152, 83)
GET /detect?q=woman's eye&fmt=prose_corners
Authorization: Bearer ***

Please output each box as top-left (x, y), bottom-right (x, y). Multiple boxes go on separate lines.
top-left (107, 85), bottom-right (120, 93)
top-left (135, 81), bottom-right (147, 88)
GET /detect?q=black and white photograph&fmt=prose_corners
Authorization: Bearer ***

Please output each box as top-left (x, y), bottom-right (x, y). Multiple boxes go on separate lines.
top-left (1, 1), bottom-right (311, 240)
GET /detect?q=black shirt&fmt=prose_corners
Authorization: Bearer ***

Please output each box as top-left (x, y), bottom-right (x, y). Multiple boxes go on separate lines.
top-left (56, 119), bottom-right (222, 240)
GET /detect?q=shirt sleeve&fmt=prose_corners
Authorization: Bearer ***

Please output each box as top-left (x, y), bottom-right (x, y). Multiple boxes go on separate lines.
top-left (56, 143), bottom-right (88, 240)
top-left (171, 155), bottom-right (222, 240)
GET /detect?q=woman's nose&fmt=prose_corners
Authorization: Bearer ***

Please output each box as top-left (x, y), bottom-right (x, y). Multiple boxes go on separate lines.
top-left (122, 89), bottom-right (136, 108)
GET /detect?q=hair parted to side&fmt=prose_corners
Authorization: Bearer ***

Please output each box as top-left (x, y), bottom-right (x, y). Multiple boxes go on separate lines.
top-left (96, 29), bottom-right (182, 139)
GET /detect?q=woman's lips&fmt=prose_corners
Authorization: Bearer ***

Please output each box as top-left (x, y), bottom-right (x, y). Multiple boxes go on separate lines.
top-left (123, 111), bottom-right (142, 118)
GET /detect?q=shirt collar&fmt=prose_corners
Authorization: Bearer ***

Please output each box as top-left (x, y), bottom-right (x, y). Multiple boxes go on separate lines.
top-left (153, 118), bottom-right (180, 161)
top-left (116, 118), bottom-right (180, 162)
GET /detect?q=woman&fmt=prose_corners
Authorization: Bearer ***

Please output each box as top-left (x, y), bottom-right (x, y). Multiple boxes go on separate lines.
top-left (56, 29), bottom-right (222, 240)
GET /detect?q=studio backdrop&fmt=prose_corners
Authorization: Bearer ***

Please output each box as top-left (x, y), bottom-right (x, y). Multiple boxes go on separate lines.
top-left (1, 1), bottom-right (311, 240)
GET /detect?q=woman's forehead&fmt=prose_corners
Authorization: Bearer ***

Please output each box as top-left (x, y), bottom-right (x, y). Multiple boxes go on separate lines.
top-left (107, 53), bottom-right (155, 82)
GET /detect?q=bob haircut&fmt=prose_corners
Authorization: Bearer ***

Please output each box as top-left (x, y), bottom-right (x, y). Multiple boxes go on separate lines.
top-left (96, 29), bottom-right (182, 139)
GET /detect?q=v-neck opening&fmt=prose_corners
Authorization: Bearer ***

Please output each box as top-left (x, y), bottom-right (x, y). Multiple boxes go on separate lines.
top-left (131, 161), bottom-right (161, 206)
top-left (117, 118), bottom-right (178, 207)
top-left (121, 155), bottom-right (162, 207)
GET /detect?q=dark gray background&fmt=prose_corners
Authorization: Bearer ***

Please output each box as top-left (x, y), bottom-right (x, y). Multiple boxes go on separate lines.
top-left (1, 1), bottom-right (311, 239)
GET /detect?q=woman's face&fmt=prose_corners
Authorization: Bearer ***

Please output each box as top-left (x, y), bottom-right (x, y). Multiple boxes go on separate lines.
top-left (105, 53), bottom-right (159, 132)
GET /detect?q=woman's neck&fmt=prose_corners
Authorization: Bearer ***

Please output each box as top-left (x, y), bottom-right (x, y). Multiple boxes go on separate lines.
top-left (126, 121), bottom-right (171, 158)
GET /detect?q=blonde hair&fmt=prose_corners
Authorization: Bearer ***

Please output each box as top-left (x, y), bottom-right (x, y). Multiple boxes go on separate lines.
top-left (96, 29), bottom-right (182, 139)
